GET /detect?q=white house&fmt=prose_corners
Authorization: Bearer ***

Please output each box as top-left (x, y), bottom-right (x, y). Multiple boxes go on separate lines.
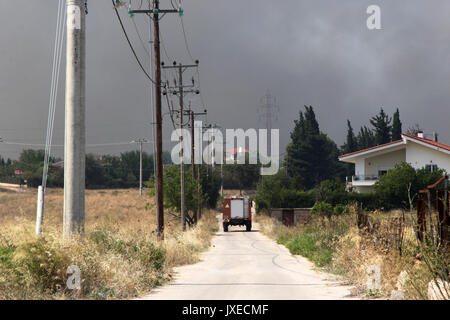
top-left (339, 132), bottom-right (450, 193)
top-left (224, 147), bottom-right (249, 162)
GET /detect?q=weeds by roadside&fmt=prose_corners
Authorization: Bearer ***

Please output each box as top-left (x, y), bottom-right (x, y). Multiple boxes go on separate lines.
top-left (257, 204), bottom-right (449, 299)
top-left (0, 189), bottom-right (218, 299)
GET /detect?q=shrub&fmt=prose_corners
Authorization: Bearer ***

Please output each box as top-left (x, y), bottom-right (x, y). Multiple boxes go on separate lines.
top-left (282, 227), bottom-right (334, 267)
top-left (10, 238), bottom-right (69, 294)
top-left (279, 189), bottom-right (315, 208)
top-left (333, 204), bottom-right (348, 215)
top-left (311, 201), bottom-right (333, 218)
top-left (89, 230), bottom-right (165, 272)
top-left (374, 162), bottom-right (445, 210)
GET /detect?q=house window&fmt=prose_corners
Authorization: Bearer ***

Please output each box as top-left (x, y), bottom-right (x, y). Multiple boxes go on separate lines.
top-left (378, 170), bottom-right (388, 177)
top-left (425, 164), bottom-right (438, 172)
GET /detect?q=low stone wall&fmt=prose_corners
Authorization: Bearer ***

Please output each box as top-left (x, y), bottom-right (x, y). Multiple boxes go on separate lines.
top-left (270, 208), bottom-right (312, 226)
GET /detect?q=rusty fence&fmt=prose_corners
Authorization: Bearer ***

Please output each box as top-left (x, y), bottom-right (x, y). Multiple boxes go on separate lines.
top-left (356, 205), bottom-right (408, 255)
top-left (417, 176), bottom-right (449, 248)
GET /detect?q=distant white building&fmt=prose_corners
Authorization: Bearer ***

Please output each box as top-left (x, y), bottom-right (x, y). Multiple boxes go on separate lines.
top-left (339, 132), bottom-right (450, 193)
top-left (224, 147), bottom-right (249, 162)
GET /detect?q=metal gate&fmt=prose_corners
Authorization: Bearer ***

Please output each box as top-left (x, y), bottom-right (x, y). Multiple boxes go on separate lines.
top-left (282, 210), bottom-right (294, 227)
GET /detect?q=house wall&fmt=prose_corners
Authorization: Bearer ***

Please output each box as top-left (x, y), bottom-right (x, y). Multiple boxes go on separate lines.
top-left (354, 185), bottom-right (374, 194)
top-left (405, 143), bottom-right (450, 173)
top-left (355, 158), bottom-right (365, 176)
top-left (364, 149), bottom-right (406, 176)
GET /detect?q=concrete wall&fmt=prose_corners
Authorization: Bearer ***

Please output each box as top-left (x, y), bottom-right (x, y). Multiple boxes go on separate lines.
top-left (270, 208), bottom-right (311, 226)
top-left (406, 142), bottom-right (450, 173)
top-left (364, 149), bottom-right (406, 176)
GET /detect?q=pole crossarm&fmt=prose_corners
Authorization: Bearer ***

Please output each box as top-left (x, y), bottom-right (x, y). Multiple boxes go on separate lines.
top-left (130, 9), bottom-right (178, 14)
top-left (130, 138), bottom-right (150, 144)
top-left (161, 64), bottom-right (199, 70)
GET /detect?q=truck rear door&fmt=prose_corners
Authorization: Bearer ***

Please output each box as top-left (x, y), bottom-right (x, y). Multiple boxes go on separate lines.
top-left (230, 198), bottom-right (244, 219)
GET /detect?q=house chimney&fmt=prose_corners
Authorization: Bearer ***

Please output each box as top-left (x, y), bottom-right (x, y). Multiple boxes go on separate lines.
top-left (433, 132), bottom-right (438, 142)
top-left (417, 131), bottom-right (424, 138)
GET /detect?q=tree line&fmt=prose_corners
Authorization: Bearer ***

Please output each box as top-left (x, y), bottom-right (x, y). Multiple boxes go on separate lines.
top-left (0, 149), bottom-right (171, 189)
top-left (255, 105), bottom-right (442, 211)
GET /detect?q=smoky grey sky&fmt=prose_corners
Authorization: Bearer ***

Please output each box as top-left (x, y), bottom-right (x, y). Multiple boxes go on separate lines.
top-left (1, 0), bottom-right (449, 160)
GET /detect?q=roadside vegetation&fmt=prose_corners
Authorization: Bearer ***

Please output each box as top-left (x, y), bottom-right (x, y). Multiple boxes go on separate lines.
top-left (257, 204), bottom-right (449, 299)
top-left (255, 106), bottom-right (448, 299)
top-left (0, 188), bottom-right (218, 299)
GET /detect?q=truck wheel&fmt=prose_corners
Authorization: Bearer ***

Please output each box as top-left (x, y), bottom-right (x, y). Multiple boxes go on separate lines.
top-left (246, 222), bottom-right (252, 232)
top-left (223, 223), bottom-right (228, 232)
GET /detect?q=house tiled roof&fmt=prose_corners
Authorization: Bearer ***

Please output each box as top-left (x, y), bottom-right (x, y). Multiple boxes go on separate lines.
top-left (225, 148), bottom-right (249, 155)
top-left (339, 133), bottom-right (450, 159)
top-left (338, 139), bottom-right (403, 159)
top-left (401, 133), bottom-right (450, 152)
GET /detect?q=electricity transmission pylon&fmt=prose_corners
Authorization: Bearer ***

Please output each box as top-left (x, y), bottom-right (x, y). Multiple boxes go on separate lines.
top-left (258, 90), bottom-right (279, 152)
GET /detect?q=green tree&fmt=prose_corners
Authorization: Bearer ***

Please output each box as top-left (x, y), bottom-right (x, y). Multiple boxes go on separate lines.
top-left (370, 108), bottom-right (392, 145)
top-left (14, 150), bottom-right (45, 187)
top-left (342, 120), bottom-right (358, 154)
top-left (392, 108), bottom-right (402, 141)
top-left (222, 153), bottom-right (260, 193)
top-left (286, 106), bottom-right (344, 189)
top-left (162, 166), bottom-right (202, 213)
top-left (200, 166), bottom-right (221, 208)
top-left (356, 126), bottom-right (376, 150)
top-left (374, 162), bottom-right (445, 210)
top-left (255, 173), bottom-right (282, 212)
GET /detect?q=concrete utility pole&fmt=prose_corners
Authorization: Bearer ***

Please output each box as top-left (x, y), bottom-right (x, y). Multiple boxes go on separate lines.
top-left (130, 1), bottom-right (181, 239)
top-left (64, 0), bottom-right (86, 236)
top-left (131, 139), bottom-right (149, 196)
top-left (162, 61), bottom-right (199, 230)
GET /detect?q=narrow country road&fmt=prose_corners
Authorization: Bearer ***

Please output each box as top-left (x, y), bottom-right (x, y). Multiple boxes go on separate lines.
top-left (0, 183), bottom-right (26, 193)
top-left (140, 216), bottom-right (356, 300)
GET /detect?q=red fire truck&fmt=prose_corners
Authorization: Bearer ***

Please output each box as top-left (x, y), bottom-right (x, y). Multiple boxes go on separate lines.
top-left (222, 196), bottom-right (252, 232)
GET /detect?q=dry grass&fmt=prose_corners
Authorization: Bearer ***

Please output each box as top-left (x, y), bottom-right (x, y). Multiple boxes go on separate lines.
top-left (257, 206), bottom-right (449, 300)
top-left (0, 188), bottom-right (218, 299)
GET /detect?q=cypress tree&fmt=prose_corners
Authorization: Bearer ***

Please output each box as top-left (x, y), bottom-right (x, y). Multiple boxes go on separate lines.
top-left (342, 120), bottom-right (358, 154)
top-left (286, 106), bottom-right (343, 189)
top-left (392, 108), bottom-right (402, 141)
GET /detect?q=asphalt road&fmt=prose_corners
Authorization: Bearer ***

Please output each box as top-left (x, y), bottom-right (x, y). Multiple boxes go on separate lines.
top-left (140, 217), bottom-right (356, 300)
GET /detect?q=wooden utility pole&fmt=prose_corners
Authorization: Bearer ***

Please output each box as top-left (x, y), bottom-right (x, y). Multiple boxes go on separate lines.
top-left (178, 64), bottom-right (186, 231)
top-left (188, 108), bottom-right (207, 223)
top-left (153, 0), bottom-right (164, 240)
top-left (131, 139), bottom-right (149, 196)
top-left (190, 106), bottom-right (195, 180)
top-left (64, 0), bottom-right (86, 237)
top-left (162, 61), bottom-right (199, 230)
top-left (197, 123), bottom-right (212, 220)
top-left (130, 2), bottom-right (182, 239)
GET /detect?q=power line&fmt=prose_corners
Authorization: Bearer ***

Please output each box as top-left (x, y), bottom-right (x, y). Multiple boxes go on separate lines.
top-left (112, 1), bottom-right (156, 84)
top-left (42, 0), bottom-right (66, 192)
top-left (131, 16), bottom-right (150, 56)
top-left (1, 141), bottom-right (137, 147)
top-left (179, 16), bottom-right (195, 63)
